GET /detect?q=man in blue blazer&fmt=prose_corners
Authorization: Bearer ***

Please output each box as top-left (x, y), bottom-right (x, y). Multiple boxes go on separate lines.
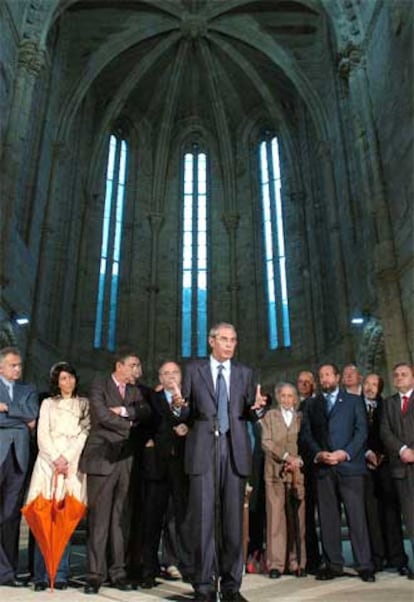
top-left (0, 346), bottom-right (38, 586)
top-left (300, 363), bottom-right (375, 582)
top-left (176, 322), bottom-right (267, 602)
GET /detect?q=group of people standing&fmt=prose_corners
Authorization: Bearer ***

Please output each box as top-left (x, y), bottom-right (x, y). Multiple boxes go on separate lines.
top-left (252, 362), bottom-right (414, 591)
top-left (0, 324), bottom-right (413, 602)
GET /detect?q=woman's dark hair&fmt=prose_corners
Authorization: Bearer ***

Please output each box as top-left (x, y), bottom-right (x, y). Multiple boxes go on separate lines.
top-left (49, 362), bottom-right (79, 397)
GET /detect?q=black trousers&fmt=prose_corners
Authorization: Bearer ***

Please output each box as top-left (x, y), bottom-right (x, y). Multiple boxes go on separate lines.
top-left (186, 434), bottom-right (245, 596)
top-left (317, 471), bottom-right (373, 572)
top-left (141, 457), bottom-right (191, 578)
top-left (86, 458), bottom-right (132, 584)
top-left (0, 446), bottom-right (26, 583)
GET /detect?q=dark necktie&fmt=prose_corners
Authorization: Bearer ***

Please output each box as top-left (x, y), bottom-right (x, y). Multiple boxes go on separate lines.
top-left (216, 365), bottom-right (229, 434)
top-left (367, 402), bottom-right (375, 422)
top-left (326, 392), bottom-right (335, 413)
top-left (401, 395), bottom-right (409, 415)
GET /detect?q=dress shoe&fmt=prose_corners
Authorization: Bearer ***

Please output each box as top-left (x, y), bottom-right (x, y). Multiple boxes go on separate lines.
top-left (315, 567), bottom-right (344, 580)
top-left (84, 580), bottom-right (100, 594)
top-left (295, 568), bottom-right (307, 577)
top-left (221, 592), bottom-right (248, 602)
top-left (141, 575), bottom-right (156, 589)
top-left (111, 577), bottom-right (134, 590)
top-left (269, 568), bottom-right (282, 579)
top-left (193, 592), bottom-right (215, 601)
top-left (54, 581), bottom-right (68, 590)
top-left (398, 566), bottom-right (414, 579)
top-left (359, 570), bottom-right (375, 582)
top-left (34, 582), bottom-right (48, 591)
top-left (0, 578), bottom-right (29, 587)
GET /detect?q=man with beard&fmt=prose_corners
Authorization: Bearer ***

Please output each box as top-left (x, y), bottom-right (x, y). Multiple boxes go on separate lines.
top-left (300, 363), bottom-right (374, 582)
top-left (362, 373), bottom-right (408, 573)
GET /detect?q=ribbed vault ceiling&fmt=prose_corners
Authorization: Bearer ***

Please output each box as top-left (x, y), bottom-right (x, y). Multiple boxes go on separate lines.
top-left (58, 0), bottom-right (329, 136)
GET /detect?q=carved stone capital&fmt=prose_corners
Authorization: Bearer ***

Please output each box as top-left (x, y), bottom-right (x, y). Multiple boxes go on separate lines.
top-left (146, 285), bottom-right (159, 294)
top-left (18, 39), bottom-right (45, 76)
top-left (146, 212), bottom-right (164, 232)
top-left (337, 43), bottom-right (363, 80)
top-left (222, 212), bottom-right (240, 233)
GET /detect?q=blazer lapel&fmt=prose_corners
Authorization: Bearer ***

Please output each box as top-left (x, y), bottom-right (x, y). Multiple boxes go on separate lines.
top-left (330, 390), bottom-right (345, 417)
top-left (199, 361), bottom-right (215, 400)
top-left (0, 380), bottom-right (12, 403)
top-left (108, 377), bottom-right (125, 404)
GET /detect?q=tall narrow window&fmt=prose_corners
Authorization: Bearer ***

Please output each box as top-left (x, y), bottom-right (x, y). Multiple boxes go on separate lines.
top-left (94, 134), bottom-right (127, 351)
top-left (259, 136), bottom-right (291, 349)
top-left (181, 147), bottom-right (208, 357)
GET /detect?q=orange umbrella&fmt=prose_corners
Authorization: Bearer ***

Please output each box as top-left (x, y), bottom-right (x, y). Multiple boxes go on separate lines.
top-left (22, 478), bottom-right (86, 590)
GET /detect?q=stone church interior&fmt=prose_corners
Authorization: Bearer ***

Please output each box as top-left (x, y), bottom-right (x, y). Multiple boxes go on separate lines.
top-left (0, 0), bottom-right (413, 392)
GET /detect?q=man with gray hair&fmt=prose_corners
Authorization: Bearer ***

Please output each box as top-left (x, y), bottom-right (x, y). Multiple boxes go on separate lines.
top-left (0, 346), bottom-right (38, 586)
top-left (173, 322), bottom-right (267, 601)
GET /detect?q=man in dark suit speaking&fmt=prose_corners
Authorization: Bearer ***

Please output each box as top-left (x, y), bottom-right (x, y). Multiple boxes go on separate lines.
top-left (175, 322), bottom-right (266, 602)
top-left (300, 363), bottom-right (375, 583)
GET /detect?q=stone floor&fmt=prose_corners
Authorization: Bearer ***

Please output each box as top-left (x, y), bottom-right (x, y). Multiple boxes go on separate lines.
top-left (7, 525), bottom-right (413, 601)
top-left (2, 567), bottom-right (413, 602)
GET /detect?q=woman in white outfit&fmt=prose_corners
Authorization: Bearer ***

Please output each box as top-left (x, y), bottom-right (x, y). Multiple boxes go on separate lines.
top-left (25, 362), bottom-right (89, 591)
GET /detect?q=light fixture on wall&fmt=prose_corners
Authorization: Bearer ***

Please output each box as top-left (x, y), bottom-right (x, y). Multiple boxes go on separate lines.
top-left (10, 312), bottom-right (30, 327)
top-left (351, 309), bottom-right (371, 326)
top-left (351, 317), bottom-right (364, 325)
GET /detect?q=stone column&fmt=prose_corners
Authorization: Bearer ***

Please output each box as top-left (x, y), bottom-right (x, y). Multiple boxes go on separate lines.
top-left (338, 44), bottom-right (410, 368)
top-left (315, 140), bottom-right (350, 339)
top-left (146, 211), bottom-right (164, 372)
top-left (1, 39), bottom-right (45, 285)
top-left (222, 212), bottom-right (240, 327)
top-left (289, 189), bottom-right (319, 359)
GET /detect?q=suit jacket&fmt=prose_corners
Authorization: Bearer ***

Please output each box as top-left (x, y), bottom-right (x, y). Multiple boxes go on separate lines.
top-left (141, 390), bottom-right (187, 480)
top-left (80, 375), bottom-right (152, 475)
top-left (182, 358), bottom-right (256, 477)
top-left (364, 396), bottom-right (384, 455)
top-left (380, 392), bottom-right (414, 479)
top-left (261, 408), bottom-right (303, 488)
top-left (300, 389), bottom-right (368, 478)
top-left (0, 380), bottom-right (38, 471)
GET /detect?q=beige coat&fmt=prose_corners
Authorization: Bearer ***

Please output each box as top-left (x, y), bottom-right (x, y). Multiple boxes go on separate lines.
top-left (26, 396), bottom-right (90, 503)
top-left (261, 408), bottom-right (306, 571)
top-left (261, 408), bottom-right (304, 491)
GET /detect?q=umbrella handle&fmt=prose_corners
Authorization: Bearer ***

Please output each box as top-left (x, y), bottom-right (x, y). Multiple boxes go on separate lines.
top-left (52, 469), bottom-right (68, 502)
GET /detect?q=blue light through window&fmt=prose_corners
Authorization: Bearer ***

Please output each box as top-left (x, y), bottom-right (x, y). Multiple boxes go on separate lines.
top-left (259, 137), bottom-right (291, 349)
top-left (181, 148), bottom-right (208, 357)
top-left (94, 135), bottom-right (127, 351)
